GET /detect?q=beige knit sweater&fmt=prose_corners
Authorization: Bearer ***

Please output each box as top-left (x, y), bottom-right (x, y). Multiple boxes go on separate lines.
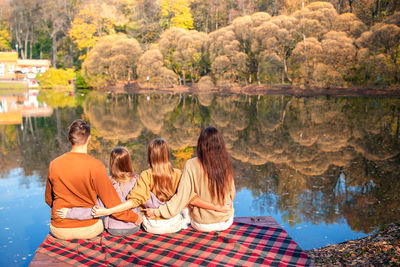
top-left (153, 157), bottom-right (235, 224)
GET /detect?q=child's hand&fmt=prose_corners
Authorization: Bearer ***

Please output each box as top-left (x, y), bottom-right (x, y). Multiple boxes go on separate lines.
top-left (143, 208), bottom-right (156, 219)
top-left (91, 206), bottom-right (109, 217)
top-left (55, 208), bottom-right (70, 219)
top-left (135, 214), bottom-right (144, 226)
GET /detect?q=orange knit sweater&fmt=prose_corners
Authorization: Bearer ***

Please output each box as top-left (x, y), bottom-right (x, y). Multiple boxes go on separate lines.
top-left (45, 152), bottom-right (140, 228)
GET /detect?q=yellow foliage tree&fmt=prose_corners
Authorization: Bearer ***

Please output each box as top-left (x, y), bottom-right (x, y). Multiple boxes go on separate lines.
top-left (172, 146), bottom-right (194, 170)
top-left (0, 21), bottom-right (11, 51)
top-left (69, 5), bottom-right (116, 60)
top-left (161, 0), bottom-right (194, 29)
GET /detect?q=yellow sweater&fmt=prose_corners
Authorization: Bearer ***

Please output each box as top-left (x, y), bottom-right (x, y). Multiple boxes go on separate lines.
top-left (153, 157), bottom-right (235, 224)
top-left (127, 168), bottom-right (182, 219)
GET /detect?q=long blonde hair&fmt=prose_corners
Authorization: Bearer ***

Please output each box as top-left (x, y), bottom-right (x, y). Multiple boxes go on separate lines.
top-left (109, 147), bottom-right (134, 183)
top-left (148, 138), bottom-right (175, 202)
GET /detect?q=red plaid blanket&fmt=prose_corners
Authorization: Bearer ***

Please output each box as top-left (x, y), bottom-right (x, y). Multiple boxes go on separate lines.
top-left (36, 222), bottom-right (311, 266)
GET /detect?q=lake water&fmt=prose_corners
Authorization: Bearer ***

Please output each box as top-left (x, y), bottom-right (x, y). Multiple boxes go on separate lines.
top-left (0, 90), bottom-right (399, 266)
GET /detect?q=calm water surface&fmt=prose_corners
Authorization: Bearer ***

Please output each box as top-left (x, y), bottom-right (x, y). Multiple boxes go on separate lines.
top-left (0, 90), bottom-right (399, 266)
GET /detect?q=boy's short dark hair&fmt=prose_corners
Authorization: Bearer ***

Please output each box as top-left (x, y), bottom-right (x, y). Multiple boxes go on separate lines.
top-left (68, 119), bottom-right (90, 145)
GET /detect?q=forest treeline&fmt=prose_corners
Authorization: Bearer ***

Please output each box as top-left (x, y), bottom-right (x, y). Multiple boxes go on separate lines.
top-left (1, 0), bottom-right (400, 88)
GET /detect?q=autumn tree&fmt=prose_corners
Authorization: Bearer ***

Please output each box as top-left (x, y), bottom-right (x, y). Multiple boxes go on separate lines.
top-left (158, 27), bottom-right (188, 76)
top-left (158, 27), bottom-right (207, 83)
top-left (190, 0), bottom-right (231, 33)
top-left (230, 12), bottom-right (271, 83)
top-left (382, 11), bottom-right (400, 27)
top-left (160, 0), bottom-right (194, 29)
top-left (136, 47), bottom-right (178, 87)
top-left (291, 37), bottom-right (323, 87)
top-left (9, 0), bottom-right (40, 59)
top-left (352, 0), bottom-right (400, 26)
top-left (252, 15), bottom-right (298, 83)
top-left (356, 14), bottom-right (400, 83)
top-left (122, 0), bottom-right (162, 44)
top-left (173, 31), bottom-right (207, 83)
top-left (333, 12), bottom-right (367, 38)
top-left (206, 26), bottom-right (250, 85)
top-left (280, 0), bottom-right (311, 15)
top-left (82, 34), bottom-right (143, 87)
top-left (321, 31), bottom-right (357, 74)
top-left (40, 0), bottom-right (77, 67)
top-left (0, 21), bottom-right (10, 51)
top-left (291, 30), bottom-right (356, 88)
top-left (69, 1), bottom-right (128, 61)
top-left (293, 1), bottom-right (339, 40)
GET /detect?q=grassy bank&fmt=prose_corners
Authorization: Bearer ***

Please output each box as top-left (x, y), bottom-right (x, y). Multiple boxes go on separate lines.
top-left (0, 82), bottom-right (27, 95)
top-left (306, 222), bottom-right (400, 266)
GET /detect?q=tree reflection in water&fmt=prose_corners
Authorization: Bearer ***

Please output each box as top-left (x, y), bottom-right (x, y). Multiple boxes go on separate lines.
top-left (1, 92), bottom-right (399, 234)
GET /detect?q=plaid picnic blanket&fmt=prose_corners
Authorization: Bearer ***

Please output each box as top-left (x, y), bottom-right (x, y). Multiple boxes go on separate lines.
top-left (36, 222), bottom-right (312, 266)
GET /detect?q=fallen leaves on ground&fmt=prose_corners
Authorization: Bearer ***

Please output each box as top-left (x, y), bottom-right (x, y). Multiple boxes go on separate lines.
top-left (306, 222), bottom-right (400, 266)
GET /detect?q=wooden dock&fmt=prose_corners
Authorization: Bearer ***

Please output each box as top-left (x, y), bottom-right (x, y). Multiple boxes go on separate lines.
top-left (30, 216), bottom-right (284, 266)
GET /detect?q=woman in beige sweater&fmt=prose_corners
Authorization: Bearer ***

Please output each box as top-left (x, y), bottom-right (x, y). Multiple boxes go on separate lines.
top-left (145, 126), bottom-right (235, 232)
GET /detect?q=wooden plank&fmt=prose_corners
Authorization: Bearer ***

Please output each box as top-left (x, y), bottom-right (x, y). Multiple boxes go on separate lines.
top-left (234, 216), bottom-right (281, 228)
top-left (29, 252), bottom-right (70, 267)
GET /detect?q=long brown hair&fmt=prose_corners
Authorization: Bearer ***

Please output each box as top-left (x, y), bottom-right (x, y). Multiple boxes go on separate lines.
top-left (109, 147), bottom-right (133, 183)
top-left (197, 126), bottom-right (234, 205)
top-left (148, 138), bottom-right (175, 202)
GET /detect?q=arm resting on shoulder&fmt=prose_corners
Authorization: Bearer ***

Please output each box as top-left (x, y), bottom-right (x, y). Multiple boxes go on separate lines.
top-left (154, 160), bottom-right (196, 219)
top-left (92, 200), bottom-right (135, 217)
top-left (58, 198), bottom-right (104, 220)
top-left (93, 172), bottom-right (152, 217)
top-left (66, 207), bottom-right (93, 220)
top-left (93, 165), bottom-right (142, 225)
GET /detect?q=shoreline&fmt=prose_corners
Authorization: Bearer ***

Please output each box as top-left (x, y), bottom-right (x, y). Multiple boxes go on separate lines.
top-left (306, 222), bottom-right (400, 266)
top-left (100, 82), bottom-right (400, 97)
